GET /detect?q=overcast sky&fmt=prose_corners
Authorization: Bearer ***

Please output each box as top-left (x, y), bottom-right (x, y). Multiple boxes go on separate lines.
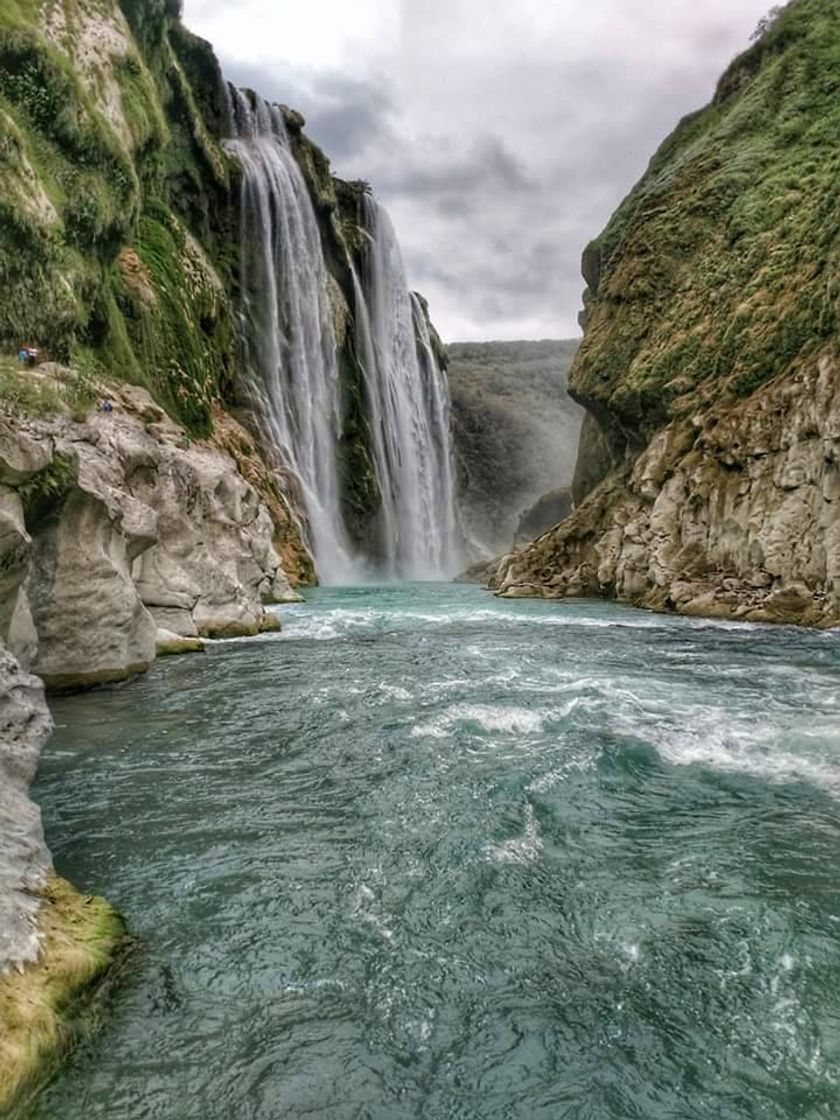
top-left (182, 1), bottom-right (772, 342)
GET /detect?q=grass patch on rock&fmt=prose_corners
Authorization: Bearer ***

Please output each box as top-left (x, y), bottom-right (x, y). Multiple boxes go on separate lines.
top-left (0, 874), bottom-right (127, 1116)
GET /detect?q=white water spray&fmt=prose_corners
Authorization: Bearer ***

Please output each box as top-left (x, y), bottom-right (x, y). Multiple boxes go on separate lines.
top-left (354, 196), bottom-right (460, 579)
top-left (225, 90), bottom-right (460, 582)
top-left (225, 88), bottom-right (355, 583)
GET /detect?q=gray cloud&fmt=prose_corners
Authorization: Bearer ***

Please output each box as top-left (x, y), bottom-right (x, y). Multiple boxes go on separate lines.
top-left (223, 62), bottom-right (397, 160)
top-left (187, 1), bottom-right (773, 341)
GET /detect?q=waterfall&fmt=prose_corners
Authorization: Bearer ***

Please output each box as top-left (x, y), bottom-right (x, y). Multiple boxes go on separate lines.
top-left (354, 196), bottom-right (460, 579)
top-left (224, 88), bottom-right (355, 583)
top-left (224, 88), bottom-right (459, 583)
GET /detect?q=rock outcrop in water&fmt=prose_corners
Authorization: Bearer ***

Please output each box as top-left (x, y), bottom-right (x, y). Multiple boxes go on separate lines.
top-left (495, 0), bottom-right (840, 626)
top-left (0, 645), bottom-right (51, 970)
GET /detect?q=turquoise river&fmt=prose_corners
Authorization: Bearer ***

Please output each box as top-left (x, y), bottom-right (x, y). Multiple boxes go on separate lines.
top-left (32, 584), bottom-right (840, 1119)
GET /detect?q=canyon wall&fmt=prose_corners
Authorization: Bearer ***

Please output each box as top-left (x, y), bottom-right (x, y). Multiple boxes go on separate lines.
top-left (496, 0), bottom-right (840, 626)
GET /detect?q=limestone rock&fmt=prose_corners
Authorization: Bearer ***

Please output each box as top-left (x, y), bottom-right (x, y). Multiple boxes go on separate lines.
top-left (0, 644), bottom-right (52, 972)
top-left (500, 352), bottom-right (840, 627)
top-left (0, 385), bottom-right (301, 689)
top-left (503, 3), bottom-right (840, 628)
top-left (514, 487), bottom-right (573, 548)
top-left (155, 629), bottom-right (205, 656)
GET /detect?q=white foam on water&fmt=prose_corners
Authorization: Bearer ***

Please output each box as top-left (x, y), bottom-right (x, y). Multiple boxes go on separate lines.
top-left (411, 704), bottom-right (545, 740)
top-left (527, 754), bottom-right (594, 793)
top-left (376, 683), bottom-right (413, 702)
top-left (276, 602), bottom-right (712, 642)
top-left (278, 622), bottom-right (342, 642)
top-left (419, 677), bottom-right (472, 700)
top-left (484, 802), bottom-right (543, 865)
top-left (350, 879), bottom-right (395, 942)
top-left (646, 713), bottom-right (840, 797)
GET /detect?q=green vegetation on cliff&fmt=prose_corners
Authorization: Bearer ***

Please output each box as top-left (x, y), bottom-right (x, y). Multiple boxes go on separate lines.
top-left (575, 0), bottom-right (840, 449)
top-left (0, 0), bottom-right (234, 436)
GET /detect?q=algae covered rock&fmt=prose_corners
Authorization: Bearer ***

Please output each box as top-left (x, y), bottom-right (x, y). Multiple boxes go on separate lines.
top-left (0, 642), bottom-right (126, 1113)
top-left (0, 874), bottom-right (126, 1115)
top-left (504, 0), bottom-right (840, 626)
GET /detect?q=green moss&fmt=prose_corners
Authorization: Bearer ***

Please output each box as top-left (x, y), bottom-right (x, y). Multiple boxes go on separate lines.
top-left (111, 208), bottom-right (231, 435)
top-left (0, 360), bottom-right (97, 420)
top-left (574, 0), bottom-right (840, 440)
top-left (0, 360), bottom-right (64, 415)
top-left (0, 0), bottom-right (239, 436)
top-left (0, 874), bottom-right (127, 1116)
top-left (0, 29), bottom-right (137, 208)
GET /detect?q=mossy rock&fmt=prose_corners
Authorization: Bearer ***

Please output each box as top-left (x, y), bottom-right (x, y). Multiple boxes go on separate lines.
top-left (572, 0), bottom-right (840, 450)
top-left (0, 874), bottom-right (127, 1116)
top-left (258, 612), bottom-right (281, 634)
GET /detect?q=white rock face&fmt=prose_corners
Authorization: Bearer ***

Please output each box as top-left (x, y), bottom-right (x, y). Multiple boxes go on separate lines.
top-left (496, 350), bottom-right (840, 627)
top-left (0, 644), bottom-right (52, 971)
top-left (0, 385), bottom-right (303, 688)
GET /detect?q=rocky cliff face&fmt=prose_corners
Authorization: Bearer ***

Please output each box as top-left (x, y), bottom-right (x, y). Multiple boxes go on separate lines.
top-left (1, 373), bottom-right (303, 690)
top-left (497, 0), bottom-right (840, 626)
top-left (0, 642), bottom-right (126, 1114)
top-left (0, 0), bottom-right (439, 575)
top-left (0, 645), bottom-right (51, 970)
top-left (0, 0), bottom-right (453, 1100)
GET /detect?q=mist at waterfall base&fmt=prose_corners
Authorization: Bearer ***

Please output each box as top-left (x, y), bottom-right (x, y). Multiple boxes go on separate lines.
top-left (225, 90), bottom-right (460, 585)
top-left (35, 585), bottom-right (840, 1119)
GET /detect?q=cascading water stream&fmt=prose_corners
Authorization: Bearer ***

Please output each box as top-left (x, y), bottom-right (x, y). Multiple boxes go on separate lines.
top-left (224, 88), bottom-right (355, 583)
top-left (354, 196), bottom-right (461, 579)
top-left (225, 88), bottom-right (459, 582)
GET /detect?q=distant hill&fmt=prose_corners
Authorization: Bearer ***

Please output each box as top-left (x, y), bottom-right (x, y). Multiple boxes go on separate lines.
top-left (447, 340), bottom-right (583, 558)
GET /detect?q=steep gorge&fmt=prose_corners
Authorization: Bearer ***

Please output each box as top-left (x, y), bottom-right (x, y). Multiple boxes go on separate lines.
top-left (0, 0), bottom-right (460, 685)
top-left (496, 0), bottom-right (840, 627)
top-left (0, 0), bottom-right (458, 1104)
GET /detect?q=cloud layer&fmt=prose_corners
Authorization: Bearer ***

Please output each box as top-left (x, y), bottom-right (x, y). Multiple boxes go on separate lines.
top-left (183, 0), bottom-right (773, 341)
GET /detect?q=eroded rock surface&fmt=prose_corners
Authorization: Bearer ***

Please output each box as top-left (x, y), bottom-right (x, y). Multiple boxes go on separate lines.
top-left (0, 383), bottom-right (306, 689)
top-left (496, 351), bottom-right (840, 626)
top-left (0, 644), bottom-right (52, 971)
top-left (514, 488), bottom-right (573, 549)
top-left (501, 4), bottom-right (840, 627)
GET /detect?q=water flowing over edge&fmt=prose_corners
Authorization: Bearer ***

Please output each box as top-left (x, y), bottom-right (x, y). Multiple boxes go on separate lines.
top-left (353, 197), bottom-right (461, 580)
top-left (224, 88), bottom-right (461, 584)
top-left (224, 88), bottom-right (355, 584)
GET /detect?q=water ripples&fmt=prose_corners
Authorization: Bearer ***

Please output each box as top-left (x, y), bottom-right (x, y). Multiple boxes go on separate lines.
top-left (33, 583), bottom-right (840, 1119)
